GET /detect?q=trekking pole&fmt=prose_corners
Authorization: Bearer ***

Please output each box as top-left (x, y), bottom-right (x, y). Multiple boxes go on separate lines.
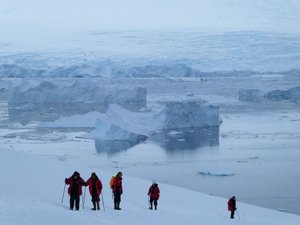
top-left (236, 209), bottom-right (241, 220)
top-left (82, 186), bottom-right (86, 209)
top-left (61, 184), bottom-right (66, 203)
top-left (101, 192), bottom-right (105, 211)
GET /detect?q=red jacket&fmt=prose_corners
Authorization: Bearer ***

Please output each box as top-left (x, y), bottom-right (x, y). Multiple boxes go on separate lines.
top-left (112, 176), bottom-right (122, 193)
top-left (148, 184), bottom-right (160, 200)
top-left (228, 198), bottom-right (236, 211)
top-left (65, 176), bottom-right (85, 196)
top-left (85, 177), bottom-right (102, 196)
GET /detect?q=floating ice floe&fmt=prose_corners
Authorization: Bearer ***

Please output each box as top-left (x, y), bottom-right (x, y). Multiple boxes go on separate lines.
top-left (197, 171), bottom-right (235, 177)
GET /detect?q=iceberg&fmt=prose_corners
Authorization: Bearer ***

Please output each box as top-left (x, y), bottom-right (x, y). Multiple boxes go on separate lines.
top-left (8, 79), bottom-right (147, 124)
top-left (239, 89), bottom-right (263, 102)
top-left (87, 101), bottom-right (220, 152)
top-left (265, 86), bottom-right (300, 102)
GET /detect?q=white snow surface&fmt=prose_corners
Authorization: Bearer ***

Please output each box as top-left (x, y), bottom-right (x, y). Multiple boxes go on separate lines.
top-left (1, 147), bottom-right (300, 225)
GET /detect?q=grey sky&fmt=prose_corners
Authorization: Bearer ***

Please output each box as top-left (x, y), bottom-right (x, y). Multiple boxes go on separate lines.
top-left (1, 0), bottom-right (300, 35)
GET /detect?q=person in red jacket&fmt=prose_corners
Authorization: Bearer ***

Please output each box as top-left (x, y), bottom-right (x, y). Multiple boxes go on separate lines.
top-left (65, 171), bottom-right (85, 210)
top-left (148, 182), bottom-right (160, 210)
top-left (228, 196), bottom-right (237, 219)
top-left (111, 172), bottom-right (123, 210)
top-left (85, 172), bottom-right (103, 210)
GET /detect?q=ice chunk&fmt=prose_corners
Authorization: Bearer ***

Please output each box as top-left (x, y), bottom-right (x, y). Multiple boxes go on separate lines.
top-left (90, 119), bottom-right (147, 154)
top-left (101, 101), bottom-right (219, 134)
top-left (8, 79), bottom-right (147, 124)
top-left (89, 119), bottom-right (147, 141)
top-left (197, 171), bottom-right (235, 177)
top-left (163, 101), bottom-right (220, 129)
top-left (265, 86), bottom-right (300, 102)
top-left (88, 102), bottom-right (220, 152)
top-left (238, 89), bottom-right (263, 102)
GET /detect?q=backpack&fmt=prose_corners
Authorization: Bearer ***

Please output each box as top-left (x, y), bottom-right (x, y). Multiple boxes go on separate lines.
top-left (110, 176), bottom-right (115, 189)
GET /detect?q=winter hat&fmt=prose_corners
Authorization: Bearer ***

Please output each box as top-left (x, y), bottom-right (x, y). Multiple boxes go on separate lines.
top-left (73, 171), bottom-right (79, 177)
top-left (117, 172), bottom-right (122, 177)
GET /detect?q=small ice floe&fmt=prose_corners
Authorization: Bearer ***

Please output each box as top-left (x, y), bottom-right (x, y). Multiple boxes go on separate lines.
top-left (167, 131), bottom-right (184, 137)
top-left (152, 162), bottom-right (163, 166)
top-left (277, 208), bottom-right (287, 212)
top-left (197, 170), bottom-right (235, 177)
top-left (221, 133), bottom-right (228, 138)
top-left (56, 156), bottom-right (67, 162)
top-left (2, 133), bottom-right (17, 138)
top-left (177, 138), bottom-right (186, 142)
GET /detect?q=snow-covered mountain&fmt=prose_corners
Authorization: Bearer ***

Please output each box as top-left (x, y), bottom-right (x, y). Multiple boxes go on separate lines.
top-left (1, 31), bottom-right (300, 77)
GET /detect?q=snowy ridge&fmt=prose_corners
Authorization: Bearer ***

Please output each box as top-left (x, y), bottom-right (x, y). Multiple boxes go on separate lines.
top-left (1, 147), bottom-right (300, 225)
top-left (1, 31), bottom-right (300, 76)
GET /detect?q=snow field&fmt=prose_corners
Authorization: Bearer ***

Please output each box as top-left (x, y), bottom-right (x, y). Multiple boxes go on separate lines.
top-left (1, 148), bottom-right (300, 225)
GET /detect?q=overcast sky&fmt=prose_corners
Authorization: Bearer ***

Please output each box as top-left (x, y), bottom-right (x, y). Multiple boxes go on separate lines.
top-left (1, 0), bottom-right (300, 35)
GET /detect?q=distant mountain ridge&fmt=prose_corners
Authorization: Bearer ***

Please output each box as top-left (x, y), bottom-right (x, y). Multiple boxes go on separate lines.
top-left (1, 31), bottom-right (300, 77)
top-left (1, 62), bottom-right (299, 78)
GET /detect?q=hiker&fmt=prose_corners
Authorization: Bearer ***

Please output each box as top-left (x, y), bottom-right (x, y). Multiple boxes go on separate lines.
top-left (85, 172), bottom-right (103, 210)
top-left (228, 196), bottom-right (237, 219)
top-left (65, 171), bottom-right (85, 210)
top-left (148, 182), bottom-right (160, 210)
top-left (111, 172), bottom-right (123, 210)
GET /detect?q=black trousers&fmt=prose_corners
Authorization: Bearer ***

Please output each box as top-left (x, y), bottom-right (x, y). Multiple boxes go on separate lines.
top-left (230, 210), bottom-right (235, 219)
top-left (150, 198), bottom-right (158, 209)
top-left (70, 194), bottom-right (80, 210)
top-left (114, 192), bottom-right (121, 202)
top-left (114, 191), bottom-right (122, 209)
top-left (92, 193), bottom-right (100, 203)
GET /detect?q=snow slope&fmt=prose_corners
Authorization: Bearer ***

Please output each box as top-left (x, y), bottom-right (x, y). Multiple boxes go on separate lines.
top-left (1, 148), bottom-right (300, 225)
